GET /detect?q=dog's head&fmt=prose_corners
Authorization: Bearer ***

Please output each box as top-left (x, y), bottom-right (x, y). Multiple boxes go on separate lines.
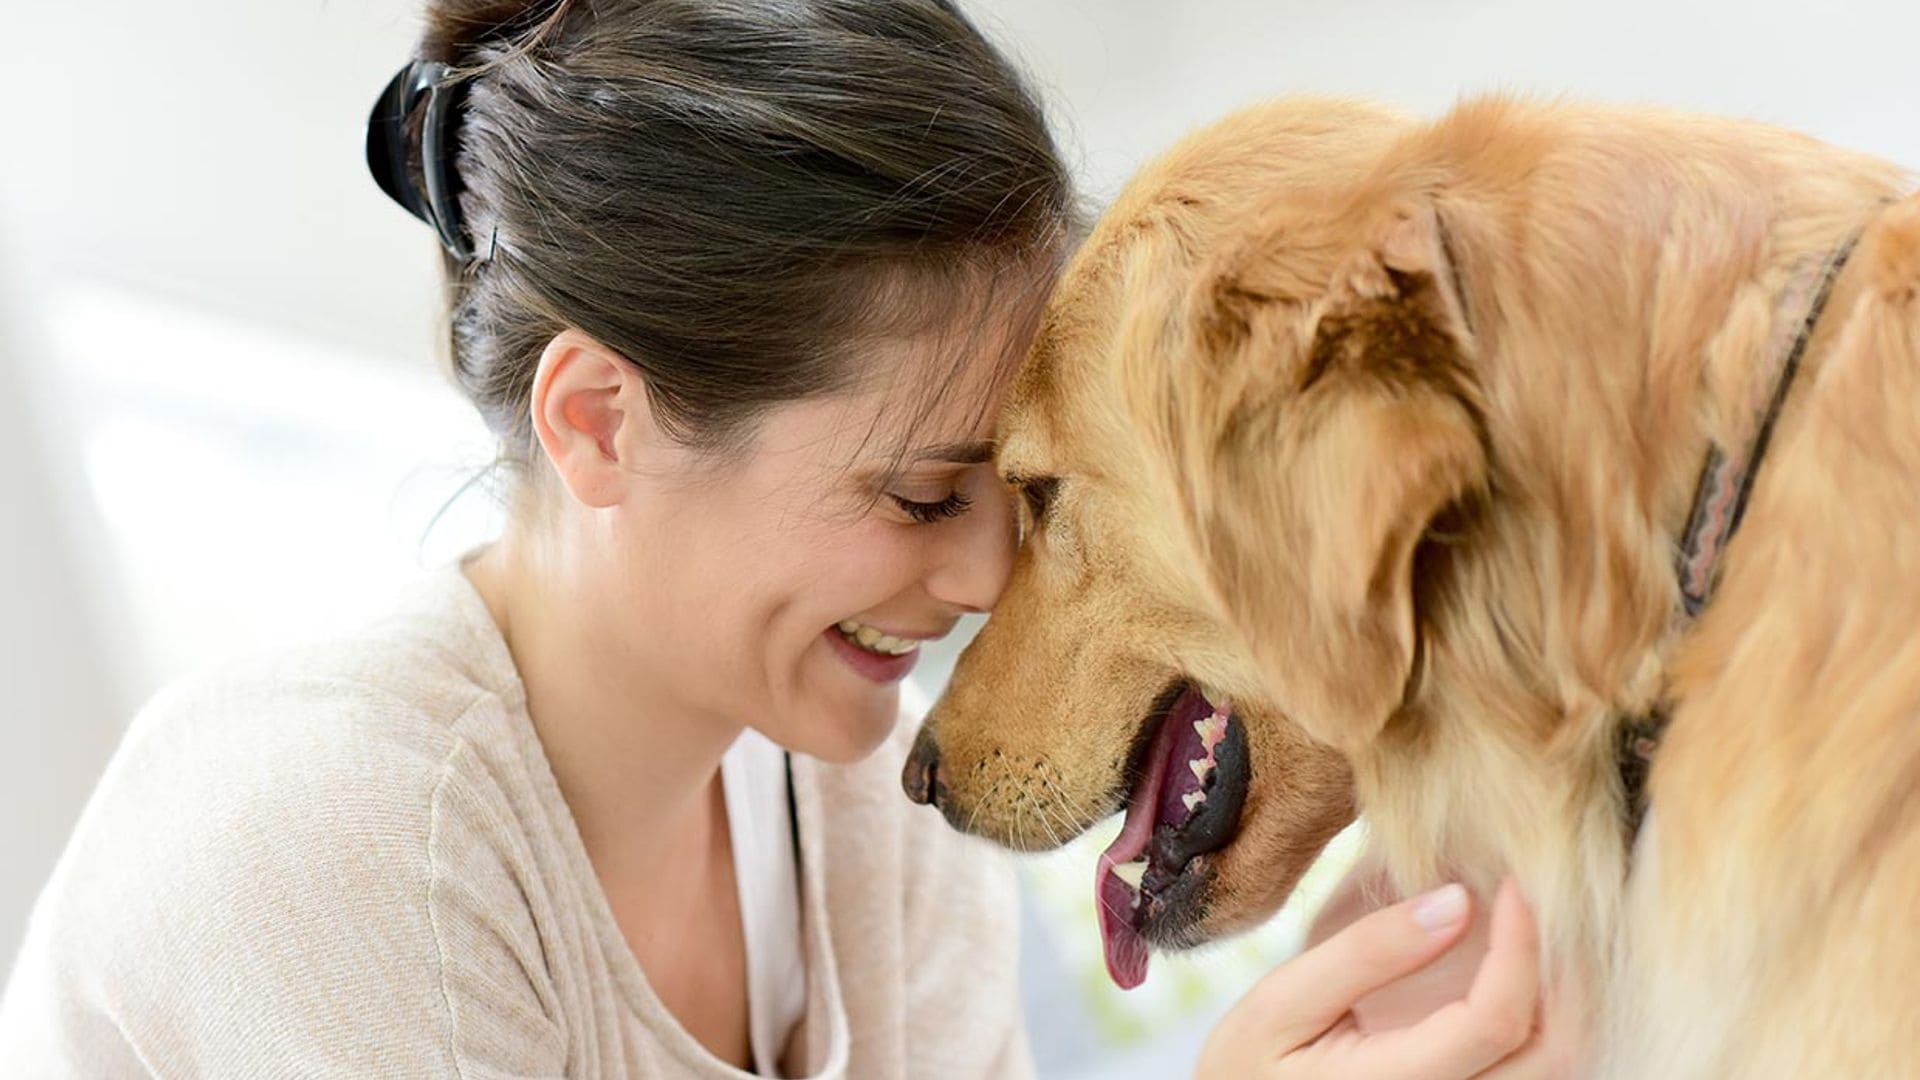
top-left (904, 99), bottom-right (1491, 985)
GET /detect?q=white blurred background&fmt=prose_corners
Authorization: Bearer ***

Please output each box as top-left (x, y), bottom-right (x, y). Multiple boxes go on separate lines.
top-left (2, 1), bottom-right (1915, 1075)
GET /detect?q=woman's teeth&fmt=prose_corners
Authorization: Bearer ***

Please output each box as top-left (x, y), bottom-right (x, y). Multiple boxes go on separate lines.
top-left (836, 620), bottom-right (920, 657)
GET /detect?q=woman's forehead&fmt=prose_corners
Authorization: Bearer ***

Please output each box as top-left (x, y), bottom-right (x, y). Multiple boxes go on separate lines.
top-left (728, 375), bottom-right (989, 475)
top-left (841, 317), bottom-right (1028, 455)
top-left (718, 286), bottom-right (1045, 483)
top-left (814, 386), bottom-right (1002, 476)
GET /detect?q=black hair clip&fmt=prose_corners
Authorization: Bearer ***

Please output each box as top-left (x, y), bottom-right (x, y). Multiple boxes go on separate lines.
top-left (365, 60), bottom-right (477, 261)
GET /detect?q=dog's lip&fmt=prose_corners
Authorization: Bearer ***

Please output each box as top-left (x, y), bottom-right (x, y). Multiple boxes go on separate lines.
top-left (1149, 711), bottom-right (1250, 868)
top-left (1138, 708), bottom-right (1250, 939)
top-left (1135, 851), bottom-right (1216, 948)
top-left (1108, 680), bottom-right (1251, 866)
top-left (1095, 680), bottom-right (1252, 987)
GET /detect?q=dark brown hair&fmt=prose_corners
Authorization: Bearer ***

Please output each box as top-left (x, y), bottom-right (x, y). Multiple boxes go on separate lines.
top-left (406, 0), bottom-right (1073, 492)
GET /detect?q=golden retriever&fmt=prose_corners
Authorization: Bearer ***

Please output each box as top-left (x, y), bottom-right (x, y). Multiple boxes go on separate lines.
top-left (901, 96), bottom-right (1920, 1077)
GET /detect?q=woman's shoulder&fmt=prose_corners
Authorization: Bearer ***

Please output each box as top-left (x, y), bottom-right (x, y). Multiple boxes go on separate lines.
top-left (122, 564), bottom-right (525, 795)
top-left (18, 581), bottom-right (550, 998)
top-left (57, 569), bottom-right (536, 924)
top-left (6, 575), bottom-right (568, 1074)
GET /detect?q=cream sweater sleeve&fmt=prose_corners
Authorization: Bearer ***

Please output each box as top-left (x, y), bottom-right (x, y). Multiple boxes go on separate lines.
top-left (897, 793), bottom-right (1035, 1080)
top-left (809, 694), bottom-right (1037, 1080)
top-left (0, 671), bottom-right (567, 1078)
top-left (893, 684), bottom-right (1034, 1080)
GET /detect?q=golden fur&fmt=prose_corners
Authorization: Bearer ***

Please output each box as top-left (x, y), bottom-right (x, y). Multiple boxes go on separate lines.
top-left (909, 96), bottom-right (1920, 1076)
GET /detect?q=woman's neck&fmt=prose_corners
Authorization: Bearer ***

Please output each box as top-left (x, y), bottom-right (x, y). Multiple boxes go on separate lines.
top-left (465, 534), bottom-right (757, 1069)
top-left (462, 533), bottom-right (743, 882)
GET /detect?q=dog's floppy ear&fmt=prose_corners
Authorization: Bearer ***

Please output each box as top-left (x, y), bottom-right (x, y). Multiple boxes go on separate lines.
top-left (1172, 201), bottom-right (1487, 754)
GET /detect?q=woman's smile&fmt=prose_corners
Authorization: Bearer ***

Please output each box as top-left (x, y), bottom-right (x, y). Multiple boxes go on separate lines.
top-left (823, 619), bottom-right (934, 684)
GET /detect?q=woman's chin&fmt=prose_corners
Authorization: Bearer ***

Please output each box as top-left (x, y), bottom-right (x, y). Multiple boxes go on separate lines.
top-left (809, 696), bottom-right (901, 764)
top-left (756, 663), bottom-right (902, 765)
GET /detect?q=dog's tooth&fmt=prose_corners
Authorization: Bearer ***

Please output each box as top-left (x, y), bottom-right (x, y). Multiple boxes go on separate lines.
top-left (1199, 716), bottom-right (1227, 752)
top-left (1112, 860), bottom-right (1146, 890)
top-left (1189, 758), bottom-right (1213, 784)
top-left (855, 625), bottom-right (883, 648)
top-left (1182, 791), bottom-right (1206, 814)
top-left (838, 620), bottom-right (861, 634)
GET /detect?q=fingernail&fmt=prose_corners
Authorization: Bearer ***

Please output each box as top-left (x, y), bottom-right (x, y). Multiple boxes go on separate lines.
top-left (1412, 883), bottom-right (1468, 933)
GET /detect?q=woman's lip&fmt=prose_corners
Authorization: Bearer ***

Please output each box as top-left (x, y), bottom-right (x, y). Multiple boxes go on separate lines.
top-left (823, 626), bottom-right (920, 683)
top-left (836, 621), bottom-right (950, 642)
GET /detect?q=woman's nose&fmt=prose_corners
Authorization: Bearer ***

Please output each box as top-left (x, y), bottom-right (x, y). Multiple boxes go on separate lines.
top-left (925, 488), bottom-right (1016, 613)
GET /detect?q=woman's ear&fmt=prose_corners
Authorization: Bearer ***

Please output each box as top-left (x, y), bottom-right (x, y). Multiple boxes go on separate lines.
top-left (1172, 200), bottom-right (1487, 754)
top-left (528, 328), bottom-right (659, 509)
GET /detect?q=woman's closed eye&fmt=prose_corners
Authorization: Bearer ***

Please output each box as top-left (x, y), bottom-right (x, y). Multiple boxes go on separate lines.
top-left (879, 459), bottom-right (998, 525)
top-left (892, 490), bottom-right (974, 524)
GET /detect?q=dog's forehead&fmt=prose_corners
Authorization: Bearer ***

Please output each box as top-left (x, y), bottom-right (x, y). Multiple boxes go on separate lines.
top-left (995, 358), bottom-right (1059, 476)
top-left (994, 274), bottom-right (1093, 463)
top-left (996, 259), bottom-right (1194, 497)
top-left (993, 96), bottom-right (1419, 479)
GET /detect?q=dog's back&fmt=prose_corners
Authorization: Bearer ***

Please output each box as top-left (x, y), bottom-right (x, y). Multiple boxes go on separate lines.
top-left (1606, 192), bottom-right (1920, 1079)
top-left (1348, 102), bottom-right (1920, 1077)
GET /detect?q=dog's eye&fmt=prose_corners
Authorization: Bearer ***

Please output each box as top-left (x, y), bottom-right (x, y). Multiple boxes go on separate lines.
top-left (1019, 476), bottom-right (1059, 524)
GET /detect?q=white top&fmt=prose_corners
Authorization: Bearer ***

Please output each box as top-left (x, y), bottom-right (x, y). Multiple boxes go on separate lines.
top-left (720, 728), bottom-right (807, 1076)
top-left (0, 563), bottom-right (1032, 1078)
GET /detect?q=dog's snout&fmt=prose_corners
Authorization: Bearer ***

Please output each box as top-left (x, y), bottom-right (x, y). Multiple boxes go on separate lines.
top-left (902, 727), bottom-right (941, 806)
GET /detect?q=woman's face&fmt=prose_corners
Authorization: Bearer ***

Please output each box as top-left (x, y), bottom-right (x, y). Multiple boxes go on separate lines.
top-left (603, 319), bottom-right (1027, 764)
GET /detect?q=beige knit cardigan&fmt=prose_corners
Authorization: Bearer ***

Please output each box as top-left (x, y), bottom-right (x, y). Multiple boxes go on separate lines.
top-left (0, 566), bottom-right (1031, 1079)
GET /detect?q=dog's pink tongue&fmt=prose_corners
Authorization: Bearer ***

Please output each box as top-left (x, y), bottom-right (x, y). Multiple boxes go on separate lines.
top-left (1094, 708), bottom-right (1181, 990)
top-left (1095, 853), bottom-right (1149, 989)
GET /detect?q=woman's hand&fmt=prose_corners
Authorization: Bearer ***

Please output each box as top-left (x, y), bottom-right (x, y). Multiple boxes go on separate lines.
top-left (1194, 877), bottom-right (1561, 1078)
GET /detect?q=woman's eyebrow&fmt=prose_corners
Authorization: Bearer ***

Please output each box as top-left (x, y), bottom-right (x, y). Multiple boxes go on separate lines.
top-left (910, 439), bottom-right (996, 465)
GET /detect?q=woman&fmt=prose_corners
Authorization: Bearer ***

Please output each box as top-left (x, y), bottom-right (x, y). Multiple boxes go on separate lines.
top-left (0, 1), bottom-right (1560, 1076)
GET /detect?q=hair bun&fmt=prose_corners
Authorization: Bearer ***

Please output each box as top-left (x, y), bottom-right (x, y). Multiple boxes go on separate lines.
top-left (420, 0), bottom-right (572, 64)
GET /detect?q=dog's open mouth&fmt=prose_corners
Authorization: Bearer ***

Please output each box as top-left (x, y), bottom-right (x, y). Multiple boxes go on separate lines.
top-left (1095, 682), bottom-right (1250, 989)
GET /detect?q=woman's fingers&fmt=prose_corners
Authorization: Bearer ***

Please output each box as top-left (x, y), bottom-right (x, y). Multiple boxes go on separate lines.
top-left (1474, 1032), bottom-right (1556, 1080)
top-left (1344, 878), bottom-right (1545, 1079)
top-left (1233, 880), bottom-right (1476, 1052)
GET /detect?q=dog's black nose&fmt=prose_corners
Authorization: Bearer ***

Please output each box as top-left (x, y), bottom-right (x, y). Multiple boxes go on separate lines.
top-left (902, 727), bottom-right (941, 806)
